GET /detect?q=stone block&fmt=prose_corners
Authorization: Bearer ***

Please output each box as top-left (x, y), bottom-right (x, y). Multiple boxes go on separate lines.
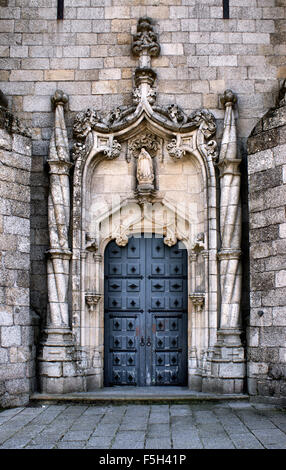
top-left (5, 378), bottom-right (29, 394)
top-left (9, 346), bottom-right (31, 364)
top-left (63, 376), bottom-right (84, 393)
top-left (40, 362), bottom-right (63, 378)
top-left (262, 289), bottom-right (286, 307)
top-left (219, 362), bottom-right (245, 379)
top-left (0, 347), bottom-right (8, 363)
top-left (273, 307), bottom-right (286, 326)
top-left (248, 362), bottom-right (268, 376)
top-left (0, 363), bottom-right (25, 380)
top-left (44, 70), bottom-right (74, 81)
top-left (40, 376), bottom-right (64, 394)
top-left (250, 207), bottom-right (285, 229)
top-left (23, 96), bottom-right (51, 112)
top-left (247, 327), bottom-right (259, 347)
top-left (247, 377), bottom-right (258, 395)
top-left (0, 307), bottom-right (13, 326)
top-left (250, 307), bottom-right (273, 326)
top-left (275, 270), bottom-right (286, 287)
top-left (63, 362), bottom-right (77, 377)
top-left (1, 326), bottom-right (22, 347)
top-left (79, 58), bottom-right (104, 69)
top-left (105, 6), bottom-right (130, 19)
top-left (99, 68), bottom-right (121, 80)
top-left (77, 7), bottom-right (104, 19)
top-left (161, 44), bottom-right (184, 56)
top-left (4, 216), bottom-right (30, 236)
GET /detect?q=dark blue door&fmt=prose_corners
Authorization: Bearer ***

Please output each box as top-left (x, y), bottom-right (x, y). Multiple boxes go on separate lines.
top-left (104, 235), bottom-right (188, 386)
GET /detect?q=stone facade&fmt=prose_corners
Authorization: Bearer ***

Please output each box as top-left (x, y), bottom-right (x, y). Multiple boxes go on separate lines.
top-left (247, 86), bottom-right (286, 399)
top-left (0, 0), bottom-right (285, 406)
top-left (0, 105), bottom-right (38, 408)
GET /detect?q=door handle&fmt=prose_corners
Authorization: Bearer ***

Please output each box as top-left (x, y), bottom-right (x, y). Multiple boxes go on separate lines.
top-left (146, 337), bottom-right (151, 347)
top-left (140, 336), bottom-right (145, 346)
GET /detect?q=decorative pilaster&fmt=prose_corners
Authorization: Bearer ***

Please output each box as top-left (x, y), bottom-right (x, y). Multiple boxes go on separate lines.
top-left (39, 90), bottom-right (84, 394)
top-left (206, 90), bottom-right (245, 394)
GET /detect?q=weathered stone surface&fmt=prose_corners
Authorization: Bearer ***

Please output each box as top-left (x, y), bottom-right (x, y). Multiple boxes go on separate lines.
top-left (1, 3), bottom-right (286, 404)
top-left (0, 108), bottom-right (33, 408)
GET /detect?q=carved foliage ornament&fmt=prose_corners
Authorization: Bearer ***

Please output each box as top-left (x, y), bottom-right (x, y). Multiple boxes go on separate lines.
top-left (131, 17), bottom-right (160, 58)
top-left (73, 105), bottom-right (136, 140)
top-left (167, 139), bottom-right (185, 160)
top-left (127, 133), bottom-right (159, 162)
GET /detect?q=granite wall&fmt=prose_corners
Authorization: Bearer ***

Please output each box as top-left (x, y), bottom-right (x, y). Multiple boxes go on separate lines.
top-left (0, 104), bottom-right (38, 408)
top-left (247, 88), bottom-right (286, 399)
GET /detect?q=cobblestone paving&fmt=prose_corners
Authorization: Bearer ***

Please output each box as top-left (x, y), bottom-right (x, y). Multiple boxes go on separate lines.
top-left (0, 402), bottom-right (285, 449)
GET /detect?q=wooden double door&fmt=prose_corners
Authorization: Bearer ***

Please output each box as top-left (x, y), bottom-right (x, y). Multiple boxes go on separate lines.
top-left (104, 235), bottom-right (188, 386)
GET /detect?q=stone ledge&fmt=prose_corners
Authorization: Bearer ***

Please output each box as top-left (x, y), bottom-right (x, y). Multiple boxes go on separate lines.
top-left (30, 389), bottom-right (250, 405)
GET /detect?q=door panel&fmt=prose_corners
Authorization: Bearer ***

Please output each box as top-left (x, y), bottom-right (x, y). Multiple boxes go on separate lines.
top-left (104, 235), bottom-right (187, 386)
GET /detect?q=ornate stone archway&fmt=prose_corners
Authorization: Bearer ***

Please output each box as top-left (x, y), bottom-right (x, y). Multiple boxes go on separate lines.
top-left (38, 17), bottom-right (245, 394)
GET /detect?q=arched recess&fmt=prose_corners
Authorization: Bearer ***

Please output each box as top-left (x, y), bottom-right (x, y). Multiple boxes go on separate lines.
top-left (70, 119), bottom-right (219, 390)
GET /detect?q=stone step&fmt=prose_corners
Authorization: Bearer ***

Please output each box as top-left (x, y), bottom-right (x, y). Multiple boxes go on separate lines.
top-left (30, 387), bottom-right (250, 405)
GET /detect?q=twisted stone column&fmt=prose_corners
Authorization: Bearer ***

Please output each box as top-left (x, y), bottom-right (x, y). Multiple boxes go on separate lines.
top-left (47, 90), bottom-right (72, 328)
top-left (218, 90), bottom-right (242, 334)
top-left (39, 90), bottom-right (83, 394)
top-left (206, 90), bottom-right (245, 394)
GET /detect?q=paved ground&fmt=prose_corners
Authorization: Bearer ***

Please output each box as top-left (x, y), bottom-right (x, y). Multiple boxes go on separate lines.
top-left (0, 401), bottom-right (286, 449)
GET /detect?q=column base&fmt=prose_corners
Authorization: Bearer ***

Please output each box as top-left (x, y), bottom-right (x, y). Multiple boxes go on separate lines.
top-left (38, 327), bottom-right (85, 394)
top-left (202, 329), bottom-right (246, 394)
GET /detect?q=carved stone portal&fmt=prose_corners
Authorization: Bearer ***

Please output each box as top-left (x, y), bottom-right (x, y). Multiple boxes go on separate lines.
top-left (40, 17), bottom-right (245, 395)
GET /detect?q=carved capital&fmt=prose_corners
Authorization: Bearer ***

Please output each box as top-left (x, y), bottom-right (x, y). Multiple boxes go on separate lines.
top-left (85, 233), bottom-right (98, 252)
top-left (189, 293), bottom-right (205, 313)
top-left (47, 160), bottom-right (73, 175)
top-left (85, 293), bottom-right (102, 311)
top-left (191, 232), bottom-right (205, 253)
top-left (217, 249), bottom-right (241, 261)
top-left (47, 248), bottom-right (72, 260)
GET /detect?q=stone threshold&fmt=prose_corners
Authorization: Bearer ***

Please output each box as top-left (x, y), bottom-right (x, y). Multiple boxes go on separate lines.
top-left (30, 387), bottom-right (250, 405)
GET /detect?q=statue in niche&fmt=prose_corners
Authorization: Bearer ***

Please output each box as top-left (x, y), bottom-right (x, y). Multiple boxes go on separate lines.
top-left (136, 147), bottom-right (154, 188)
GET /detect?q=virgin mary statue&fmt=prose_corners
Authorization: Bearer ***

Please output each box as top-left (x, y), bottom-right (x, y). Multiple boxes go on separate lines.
top-left (136, 147), bottom-right (154, 187)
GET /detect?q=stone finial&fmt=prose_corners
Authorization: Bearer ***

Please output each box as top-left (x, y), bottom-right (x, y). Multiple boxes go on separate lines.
top-left (132, 17), bottom-right (160, 58)
top-left (220, 89), bottom-right (237, 108)
top-left (51, 89), bottom-right (69, 108)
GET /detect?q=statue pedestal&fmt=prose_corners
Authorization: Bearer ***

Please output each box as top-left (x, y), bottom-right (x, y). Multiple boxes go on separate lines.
top-left (38, 327), bottom-right (85, 394)
top-left (202, 329), bottom-right (245, 394)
